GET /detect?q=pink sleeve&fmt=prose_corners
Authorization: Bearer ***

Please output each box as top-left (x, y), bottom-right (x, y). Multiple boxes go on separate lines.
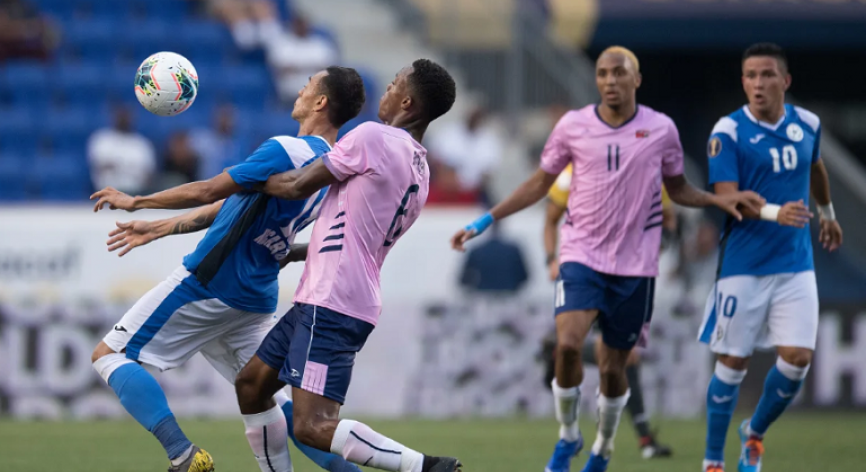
top-left (539, 114), bottom-right (573, 175)
top-left (323, 124), bottom-right (377, 181)
top-left (661, 120), bottom-right (685, 177)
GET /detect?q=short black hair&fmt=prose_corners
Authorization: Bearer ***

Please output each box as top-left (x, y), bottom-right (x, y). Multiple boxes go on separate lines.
top-left (407, 59), bottom-right (456, 122)
top-left (742, 43), bottom-right (788, 72)
top-left (320, 66), bottom-right (366, 127)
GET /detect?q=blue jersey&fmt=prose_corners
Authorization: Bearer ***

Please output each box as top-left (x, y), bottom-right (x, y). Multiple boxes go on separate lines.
top-left (182, 135), bottom-right (330, 313)
top-left (708, 104), bottom-right (821, 278)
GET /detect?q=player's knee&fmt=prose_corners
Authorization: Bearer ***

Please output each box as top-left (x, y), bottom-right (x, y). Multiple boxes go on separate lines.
top-left (91, 342), bottom-right (116, 364)
top-left (556, 337), bottom-right (584, 362)
top-left (718, 355), bottom-right (749, 371)
top-left (781, 349), bottom-right (812, 368)
top-left (235, 368), bottom-right (265, 407)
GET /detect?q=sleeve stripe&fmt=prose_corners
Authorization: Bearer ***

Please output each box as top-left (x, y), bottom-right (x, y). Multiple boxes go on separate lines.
top-left (272, 136), bottom-right (318, 170)
top-left (794, 106), bottom-right (821, 132)
top-left (711, 117), bottom-right (738, 143)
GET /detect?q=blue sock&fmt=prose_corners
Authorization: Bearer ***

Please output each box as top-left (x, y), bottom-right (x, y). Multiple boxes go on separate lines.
top-left (108, 363), bottom-right (192, 460)
top-left (281, 401), bottom-right (361, 472)
top-left (705, 373), bottom-right (741, 462)
top-left (749, 365), bottom-right (804, 436)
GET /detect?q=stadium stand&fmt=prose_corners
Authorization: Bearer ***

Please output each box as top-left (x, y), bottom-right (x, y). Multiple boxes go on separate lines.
top-left (0, 0), bottom-right (378, 201)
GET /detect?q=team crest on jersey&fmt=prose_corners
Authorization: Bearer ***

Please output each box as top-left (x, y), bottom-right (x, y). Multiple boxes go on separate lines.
top-left (786, 123), bottom-right (804, 142)
top-left (708, 137), bottom-right (722, 158)
top-left (635, 130), bottom-right (650, 138)
top-left (413, 152), bottom-right (425, 176)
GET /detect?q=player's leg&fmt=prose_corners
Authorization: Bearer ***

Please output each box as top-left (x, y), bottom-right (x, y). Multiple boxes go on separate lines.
top-left (92, 268), bottom-right (214, 471)
top-left (546, 262), bottom-right (606, 472)
top-left (234, 307), bottom-right (301, 472)
top-left (620, 345), bottom-right (673, 458)
top-left (208, 311), bottom-right (361, 472)
top-left (697, 275), bottom-right (770, 472)
top-left (739, 271), bottom-right (818, 472)
top-left (287, 304), bottom-right (461, 472)
top-left (579, 277), bottom-right (654, 472)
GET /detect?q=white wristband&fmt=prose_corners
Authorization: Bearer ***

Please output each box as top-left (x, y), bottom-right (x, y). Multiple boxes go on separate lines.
top-left (760, 204), bottom-right (781, 222)
top-left (818, 203), bottom-right (836, 221)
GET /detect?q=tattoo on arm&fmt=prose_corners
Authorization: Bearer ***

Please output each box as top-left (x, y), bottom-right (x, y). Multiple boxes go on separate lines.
top-left (169, 212), bottom-right (215, 235)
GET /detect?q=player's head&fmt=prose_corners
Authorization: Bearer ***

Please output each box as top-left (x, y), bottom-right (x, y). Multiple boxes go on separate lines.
top-left (291, 66), bottom-right (366, 128)
top-left (378, 59), bottom-right (456, 126)
top-left (741, 43), bottom-right (790, 116)
top-left (595, 46), bottom-right (641, 110)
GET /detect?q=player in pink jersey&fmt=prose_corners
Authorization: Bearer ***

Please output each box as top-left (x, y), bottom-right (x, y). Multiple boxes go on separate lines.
top-left (452, 47), bottom-right (765, 472)
top-left (233, 60), bottom-right (461, 472)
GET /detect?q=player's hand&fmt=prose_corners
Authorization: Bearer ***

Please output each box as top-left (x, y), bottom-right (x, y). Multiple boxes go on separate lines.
top-left (450, 228), bottom-right (477, 252)
top-left (106, 221), bottom-right (161, 257)
top-left (548, 260), bottom-right (560, 281)
top-left (777, 200), bottom-right (813, 228)
top-left (819, 218), bottom-right (843, 252)
top-left (714, 191), bottom-right (765, 221)
top-left (91, 187), bottom-right (137, 212)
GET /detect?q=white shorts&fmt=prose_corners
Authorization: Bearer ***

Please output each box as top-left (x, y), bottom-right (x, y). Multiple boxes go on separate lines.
top-left (102, 266), bottom-right (278, 383)
top-left (697, 271), bottom-right (818, 357)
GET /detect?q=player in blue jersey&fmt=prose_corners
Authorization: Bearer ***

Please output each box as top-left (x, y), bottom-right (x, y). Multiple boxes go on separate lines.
top-left (89, 67), bottom-right (366, 472)
top-left (697, 43), bottom-right (843, 472)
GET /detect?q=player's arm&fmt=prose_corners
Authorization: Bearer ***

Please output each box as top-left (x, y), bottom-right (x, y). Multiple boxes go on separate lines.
top-left (451, 168), bottom-right (559, 251)
top-left (92, 172), bottom-right (242, 212)
top-left (261, 159), bottom-right (338, 200)
top-left (279, 243), bottom-right (309, 269)
top-left (452, 114), bottom-right (573, 252)
top-left (106, 200), bottom-right (224, 257)
top-left (810, 159), bottom-right (842, 251)
top-left (663, 174), bottom-right (764, 221)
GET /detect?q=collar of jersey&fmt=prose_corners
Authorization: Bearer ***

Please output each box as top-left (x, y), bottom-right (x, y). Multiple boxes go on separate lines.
top-left (305, 135), bottom-right (332, 150)
top-left (742, 105), bottom-right (786, 131)
top-left (594, 104), bottom-right (640, 130)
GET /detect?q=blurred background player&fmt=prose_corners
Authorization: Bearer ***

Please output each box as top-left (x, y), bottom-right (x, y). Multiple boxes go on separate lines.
top-left (543, 165), bottom-right (675, 459)
top-left (698, 43), bottom-right (843, 472)
top-left (233, 59), bottom-right (460, 472)
top-left (89, 67), bottom-right (366, 472)
top-left (451, 46), bottom-right (764, 472)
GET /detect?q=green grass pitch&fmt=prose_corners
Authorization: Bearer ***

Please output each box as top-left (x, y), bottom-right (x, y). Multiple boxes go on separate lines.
top-left (1, 413), bottom-right (862, 471)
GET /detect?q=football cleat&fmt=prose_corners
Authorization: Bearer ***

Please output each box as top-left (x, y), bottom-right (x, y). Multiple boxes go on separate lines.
top-left (168, 446), bottom-right (214, 472)
top-left (737, 420), bottom-right (763, 472)
top-left (422, 456), bottom-right (462, 472)
top-left (545, 434), bottom-right (584, 472)
top-left (579, 452), bottom-right (609, 472)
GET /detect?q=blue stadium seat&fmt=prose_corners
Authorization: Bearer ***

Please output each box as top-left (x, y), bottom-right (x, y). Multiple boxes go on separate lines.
top-left (0, 154), bottom-right (29, 200)
top-left (3, 62), bottom-right (51, 108)
top-left (31, 153), bottom-right (92, 201)
top-left (180, 21), bottom-right (232, 48)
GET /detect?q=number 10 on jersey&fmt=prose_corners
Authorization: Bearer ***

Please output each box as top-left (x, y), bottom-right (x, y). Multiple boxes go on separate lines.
top-left (769, 145), bottom-right (797, 173)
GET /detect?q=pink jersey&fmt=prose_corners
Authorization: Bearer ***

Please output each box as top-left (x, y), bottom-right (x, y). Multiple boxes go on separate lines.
top-left (540, 104), bottom-right (684, 277)
top-left (294, 122), bottom-right (429, 325)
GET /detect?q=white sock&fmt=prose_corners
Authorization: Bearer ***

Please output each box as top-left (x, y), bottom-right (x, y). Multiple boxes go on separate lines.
top-left (591, 390), bottom-right (630, 458)
top-left (243, 405), bottom-right (293, 472)
top-left (703, 459), bottom-right (724, 470)
top-left (331, 419), bottom-right (424, 472)
top-left (552, 378), bottom-right (581, 442)
top-left (170, 445), bottom-right (194, 467)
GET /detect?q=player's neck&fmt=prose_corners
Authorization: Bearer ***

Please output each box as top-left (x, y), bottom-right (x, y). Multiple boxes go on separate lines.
top-left (387, 115), bottom-right (427, 143)
top-left (748, 103), bottom-right (786, 126)
top-left (597, 102), bottom-right (637, 128)
top-left (297, 120), bottom-right (339, 146)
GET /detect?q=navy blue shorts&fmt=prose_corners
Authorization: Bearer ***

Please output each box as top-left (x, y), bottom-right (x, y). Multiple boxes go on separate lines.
top-left (554, 262), bottom-right (655, 350)
top-left (256, 303), bottom-right (375, 404)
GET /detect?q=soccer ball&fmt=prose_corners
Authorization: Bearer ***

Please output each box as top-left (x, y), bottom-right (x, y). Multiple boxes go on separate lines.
top-left (134, 52), bottom-right (199, 116)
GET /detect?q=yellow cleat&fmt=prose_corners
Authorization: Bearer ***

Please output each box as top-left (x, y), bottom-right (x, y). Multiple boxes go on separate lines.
top-left (168, 446), bottom-right (214, 472)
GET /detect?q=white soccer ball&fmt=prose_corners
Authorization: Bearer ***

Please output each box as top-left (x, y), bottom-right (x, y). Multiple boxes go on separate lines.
top-left (134, 52), bottom-right (199, 116)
